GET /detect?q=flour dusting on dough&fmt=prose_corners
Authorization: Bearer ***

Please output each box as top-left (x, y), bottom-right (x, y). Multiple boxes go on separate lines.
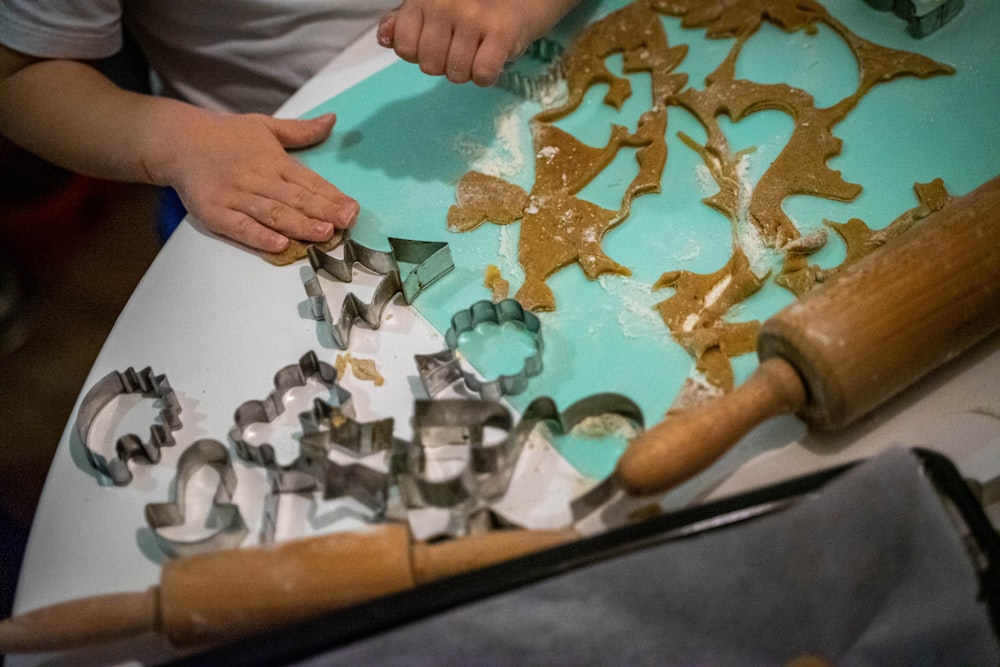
top-left (469, 104), bottom-right (527, 178)
top-left (732, 152), bottom-right (778, 278)
top-left (599, 275), bottom-right (667, 339)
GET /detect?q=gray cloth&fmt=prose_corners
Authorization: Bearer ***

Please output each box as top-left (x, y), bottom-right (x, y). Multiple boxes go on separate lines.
top-left (305, 448), bottom-right (999, 665)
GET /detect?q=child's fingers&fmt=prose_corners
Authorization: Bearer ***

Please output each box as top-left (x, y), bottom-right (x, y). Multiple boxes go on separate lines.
top-left (471, 34), bottom-right (510, 86)
top-left (444, 28), bottom-right (481, 83)
top-left (388, 5), bottom-right (423, 63)
top-left (279, 161), bottom-right (360, 228)
top-left (377, 11), bottom-right (397, 47)
top-left (416, 20), bottom-right (453, 76)
top-left (203, 206), bottom-right (291, 254)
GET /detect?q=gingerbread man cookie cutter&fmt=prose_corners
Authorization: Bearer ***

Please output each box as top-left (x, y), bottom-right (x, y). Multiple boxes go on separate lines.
top-left (227, 353), bottom-right (403, 542)
top-left (229, 351), bottom-right (350, 469)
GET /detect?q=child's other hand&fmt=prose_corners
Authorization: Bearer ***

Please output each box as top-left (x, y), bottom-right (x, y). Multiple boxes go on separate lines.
top-left (153, 111), bottom-right (356, 255)
top-left (378, 0), bottom-right (575, 86)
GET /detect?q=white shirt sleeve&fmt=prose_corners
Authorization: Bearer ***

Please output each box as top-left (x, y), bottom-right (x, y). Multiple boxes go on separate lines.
top-left (0, 0), bottom-right (123, 59)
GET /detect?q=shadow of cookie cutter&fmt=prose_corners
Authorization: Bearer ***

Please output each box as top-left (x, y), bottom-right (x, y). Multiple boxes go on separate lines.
top-left (74, 366), bottom-right (182, 486)
top-left (415, 299), bottom-right (543, 401)
top-left (228, 350), bottom-right (351, 469)
top-left (303, 233), bottom-right (454, 349)
top-left (144, 438), bottom-right (248, 557)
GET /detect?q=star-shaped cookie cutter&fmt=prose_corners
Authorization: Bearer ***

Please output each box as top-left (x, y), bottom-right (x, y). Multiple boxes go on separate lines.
top-left (227, 352), bottom-right (406, 542)
top-left (74, 366), bottom-right (182, 485)
top-left (303, 232), bottom-right (454, 349)
top-left (259, 401), bottom-right (407, 543)
top-left (297, 401), bottom-right (400, 507)
top-left (144, 438), bottom-right (248, 558)
top-left (415, 299), bottom-right (543, 401)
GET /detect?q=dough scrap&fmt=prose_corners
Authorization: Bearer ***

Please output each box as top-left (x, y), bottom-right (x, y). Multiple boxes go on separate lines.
top-left (483, 264), bottom-right (511, 302)
top-left (259, 229), bottom-right (344, 266)
top-left (334, 352), bottom-right (385, 387)
top-left (446, 0), bottom-right (955, 401)
top-left (777, 178), bottom-right (954, 295)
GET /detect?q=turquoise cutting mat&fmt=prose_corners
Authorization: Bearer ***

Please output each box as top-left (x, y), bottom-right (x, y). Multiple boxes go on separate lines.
top-left (298, 0), bottom-right (1000, 478)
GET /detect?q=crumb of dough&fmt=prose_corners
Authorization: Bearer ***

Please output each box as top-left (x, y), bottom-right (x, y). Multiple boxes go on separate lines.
top-left (259, 229), bottom-right (344, 266)
top-left (484, 264), bottom-right (510, 302)
top-left (335, 352), bottom-right (385, 386)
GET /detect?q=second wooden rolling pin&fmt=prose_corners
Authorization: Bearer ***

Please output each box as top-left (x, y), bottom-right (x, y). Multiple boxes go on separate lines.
top-left (615, 174), bottom-right (1000, 496)
top-left (0, 524), bottom-right (575, 653)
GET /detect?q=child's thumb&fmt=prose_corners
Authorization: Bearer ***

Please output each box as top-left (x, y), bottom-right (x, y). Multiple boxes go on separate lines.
top-left (266, 113), bottom-right (337, 149)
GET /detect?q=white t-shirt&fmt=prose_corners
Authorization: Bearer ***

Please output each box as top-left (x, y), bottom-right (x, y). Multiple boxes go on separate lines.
top-left (0, 0), bottom-right (397, 113)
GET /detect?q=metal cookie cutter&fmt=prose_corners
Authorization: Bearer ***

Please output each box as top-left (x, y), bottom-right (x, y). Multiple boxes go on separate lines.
top-left (415, 299), bottom-right (543, 401)
top-left (144, 439), bottom-right (248, 558)
top-left (398, 398), bottom-right (518, 537)
top-left (229, 350), bottom-right (350, 469)
top-left (295, 400), bottom-right (401, 513)
top-left (304, 232), bottom-right (454, 349)
top-left (74, 366), bottom-right (182, 485)
top-left (497, 36), bottom-right (566, 102)
top-left (236, 371), bottom-right (401, 542)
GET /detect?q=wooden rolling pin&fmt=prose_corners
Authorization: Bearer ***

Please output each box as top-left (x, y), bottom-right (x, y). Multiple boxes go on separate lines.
top-left (615, 174), bottom-right (1000, 496)
top-left (0, 524), bottom-right (575, 653)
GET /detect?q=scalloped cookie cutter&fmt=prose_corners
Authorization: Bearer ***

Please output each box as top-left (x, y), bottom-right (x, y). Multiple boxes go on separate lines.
top-left (415, 299), bottom-right (543, 401)
top-left (144, 438), bottom-right (248, 558)
top-left (74, 366), bottom-right (182, 486)
top-left (497, 36), bottom-right (566, 101)
top-left (304, 233), bottom-right (454, 349)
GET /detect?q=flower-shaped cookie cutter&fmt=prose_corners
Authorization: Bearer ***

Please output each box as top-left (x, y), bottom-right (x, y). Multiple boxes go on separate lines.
top-left (303, 232), bottom-right (454, 349)
top-left (74, 366), bottom-right (182, 486)
top-left (415, 299), bottom-right (543, 401)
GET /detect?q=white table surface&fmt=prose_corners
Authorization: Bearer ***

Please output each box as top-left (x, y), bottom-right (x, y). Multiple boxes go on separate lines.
top-left (9, 25), bottom-right (1000, 667)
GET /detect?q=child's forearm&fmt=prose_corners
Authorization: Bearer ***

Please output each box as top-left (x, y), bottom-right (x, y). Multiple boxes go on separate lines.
top-left (0, 46), bottom-right (357, 254)
top-left (0, 52), bottom-right (176, 185)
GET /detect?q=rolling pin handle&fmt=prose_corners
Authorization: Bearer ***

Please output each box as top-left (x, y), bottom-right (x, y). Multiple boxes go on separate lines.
top-left (614, 356), bottom-right (807, 497)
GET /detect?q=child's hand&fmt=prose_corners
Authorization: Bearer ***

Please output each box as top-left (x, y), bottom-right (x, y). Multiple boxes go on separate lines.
top-left (0, 46), bottom-right (355, 257)
top-left (378, 0), bottom-right (579, 86)
top-left (151, 110), bottom-right (356, 254)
